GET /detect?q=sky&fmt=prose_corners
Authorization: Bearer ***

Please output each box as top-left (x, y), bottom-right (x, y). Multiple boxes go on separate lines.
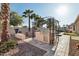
top-left (10, 3), bottom-right (79, 27)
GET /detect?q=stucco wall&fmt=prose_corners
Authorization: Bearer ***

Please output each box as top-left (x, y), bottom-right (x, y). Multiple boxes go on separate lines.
top-left (35, 31), bottom-right (50, 43)
top-left (75, 21), bottom-right (79, 34)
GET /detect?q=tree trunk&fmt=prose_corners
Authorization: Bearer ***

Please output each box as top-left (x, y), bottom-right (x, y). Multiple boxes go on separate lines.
top-left (51, 19), bottom-right (54, 44)
top-left (49, 27), bottom-right (52, 44)
top-left (49, 18), bottom-right (54, 44)
top-left (1, 3), bottom-right (10, 42)
top-left (49, 18), bottom-right (52, 44)
top-left (28, 16), bottom-right (30, 32)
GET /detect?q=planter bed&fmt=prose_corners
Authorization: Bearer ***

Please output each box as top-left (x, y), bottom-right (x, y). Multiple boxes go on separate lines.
top-left (69, 39), bottom-right (79, 56)
top-left (0, 48), bottom-right (19, 56)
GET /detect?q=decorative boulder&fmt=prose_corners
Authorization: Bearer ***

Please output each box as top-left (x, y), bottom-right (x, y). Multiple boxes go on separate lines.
top-left (15, 33), bottom-right (26, 40)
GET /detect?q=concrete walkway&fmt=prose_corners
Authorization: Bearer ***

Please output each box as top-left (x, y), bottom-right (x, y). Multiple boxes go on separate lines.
top-left (54, 35), bottom-right (70, 56)
top-left (23, 38), bottom-right (55, 56)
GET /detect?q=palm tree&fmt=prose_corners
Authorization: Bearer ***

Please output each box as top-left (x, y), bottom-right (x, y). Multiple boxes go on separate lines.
top-left (32, 15), bottom-right (45, 30)
top-left (0, 12), bottom-right (1, 20)
top-left (46, 17), bottom-right (59, 44)
top-left (0, 12), bottom-right (2, 31)
top-left (44, 17), bottom-right (54, 44)
top-left (1, 3), bottom-right (10, 42)
top-left (22, 9), bottom-right (33, 31)
top-left (45, 18), bottom-right (53, 44)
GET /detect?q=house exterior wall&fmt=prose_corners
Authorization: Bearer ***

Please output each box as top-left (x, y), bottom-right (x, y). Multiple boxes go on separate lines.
top-left (75, 20), bottom-right (79, 34)
top-left (74, 15), bottom-right (79, 34)
top-left (67, 24), bottom-right (75, 33)
top-left (0, 4), bottom-right (1, 20)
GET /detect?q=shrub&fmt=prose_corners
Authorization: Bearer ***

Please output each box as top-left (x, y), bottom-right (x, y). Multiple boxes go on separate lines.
top-left (0, 39), bottom-right (17, 54)
top-left (64, 32), bottom-right (78, 36)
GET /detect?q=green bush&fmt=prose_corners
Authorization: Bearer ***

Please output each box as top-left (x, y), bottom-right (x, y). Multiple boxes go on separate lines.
top-left (0, 39), bottom-right (17, 54)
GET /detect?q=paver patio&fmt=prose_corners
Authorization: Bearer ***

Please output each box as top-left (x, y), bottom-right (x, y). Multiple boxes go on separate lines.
top-left (13, 41), bottom-right (47, 56)
top-left (23, 38), bottom-right (55, 56)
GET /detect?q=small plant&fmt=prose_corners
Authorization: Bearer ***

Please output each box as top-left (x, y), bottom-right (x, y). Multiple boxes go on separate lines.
top-left (64, 32), bottom-right (78, 36)
top-left (0, 39), bottom-right (17, 55)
